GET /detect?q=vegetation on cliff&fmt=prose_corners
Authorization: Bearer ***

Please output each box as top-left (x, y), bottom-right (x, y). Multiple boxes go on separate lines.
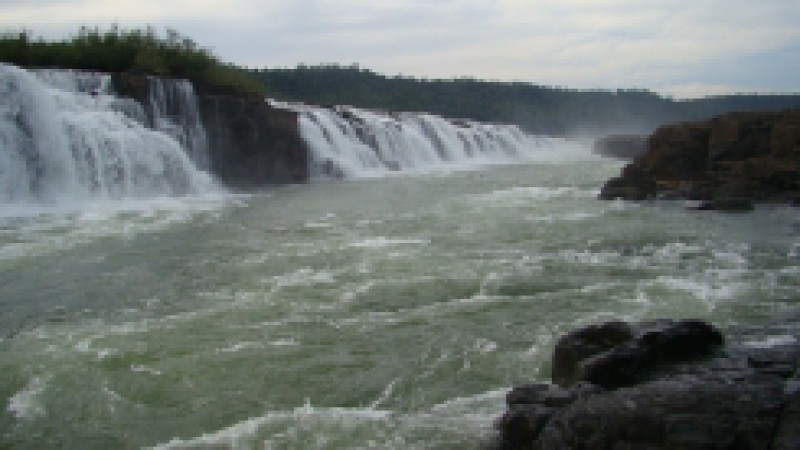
top-left (0, 26), bottom-right (265, 96)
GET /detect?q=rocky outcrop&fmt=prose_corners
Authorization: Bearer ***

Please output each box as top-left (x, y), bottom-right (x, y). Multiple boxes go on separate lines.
top-left (199, 96), bottom-right (307, 187)
top-left (112, 72), bottom-right (308, 188)
top-left (592, 135), bottom-right (648, 160)
top-left (599, 109), bottom-right (800, 208)
top-left (494, 319), bottom-right (800, 449)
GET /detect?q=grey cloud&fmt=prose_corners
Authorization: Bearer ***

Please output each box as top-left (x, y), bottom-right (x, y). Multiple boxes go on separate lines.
top-left (1, 0), bottom-right (798, 95)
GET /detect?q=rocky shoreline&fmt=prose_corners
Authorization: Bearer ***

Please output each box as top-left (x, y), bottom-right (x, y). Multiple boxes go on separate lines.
top-left (492, 319), bottom-right (800, 449)
top-left (599, 109), bottom-right (800, 210)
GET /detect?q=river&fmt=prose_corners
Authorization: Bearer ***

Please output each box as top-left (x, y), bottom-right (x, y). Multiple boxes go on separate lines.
top-left (2, 151), bottom-right (799, 448)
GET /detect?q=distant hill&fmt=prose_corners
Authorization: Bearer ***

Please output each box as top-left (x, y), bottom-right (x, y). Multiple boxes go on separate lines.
top-left (250, 64), bottom-right (800, 136)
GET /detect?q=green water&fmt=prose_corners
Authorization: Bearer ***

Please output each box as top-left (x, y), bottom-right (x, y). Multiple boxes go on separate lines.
top-left (1, 155), bottom-right (799, 449)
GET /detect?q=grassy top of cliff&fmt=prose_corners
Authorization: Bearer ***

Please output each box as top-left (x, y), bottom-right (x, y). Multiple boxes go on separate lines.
top-left (0, 26), bottom-right (265, 97)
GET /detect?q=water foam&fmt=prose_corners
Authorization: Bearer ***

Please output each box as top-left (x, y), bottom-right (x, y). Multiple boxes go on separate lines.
top-left (7, 376), bottom-right (49, 419)
top-left (152, 387), bottom-right (507, 450)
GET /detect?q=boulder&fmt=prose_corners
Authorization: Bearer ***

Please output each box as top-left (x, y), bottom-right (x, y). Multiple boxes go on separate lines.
top-left (494, 320), bottom-right (800, 450)
top-left (552, 319), bottom-right (723, 389)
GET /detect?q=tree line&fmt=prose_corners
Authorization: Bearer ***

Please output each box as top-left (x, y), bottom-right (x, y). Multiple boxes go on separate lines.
top-left (250, 64), bottom-right (800, 135)
top-left (0, 26), bottom-right (265, 96)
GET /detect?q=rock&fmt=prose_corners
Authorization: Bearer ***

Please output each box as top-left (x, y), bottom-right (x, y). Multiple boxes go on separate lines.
top-left (551, 321), bottom-right (633, 387)
top-left (494, 320), bottom-right (800, 449)
top-left (113, 72), bottom-right (308, 189)
top-left (598, 166), bottom-right (658, 200)
top-left (199, 95), bottom-right (308, 187)
top-left (598, 109), bottom-right (800, 206)
top-left (553, 319), bottom-right (723, 388)
top-left (593, 135), bottom-right (648, 160)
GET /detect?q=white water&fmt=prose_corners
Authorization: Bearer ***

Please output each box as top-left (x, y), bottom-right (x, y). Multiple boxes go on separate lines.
top-left (3, 159), bottom-right (799, 449)
top-left (147, 76), bottom-right (211, 171)
top-left (0, 64), bottom-right (215, 206)
top-left (273, 101), bottom-right (582, 179)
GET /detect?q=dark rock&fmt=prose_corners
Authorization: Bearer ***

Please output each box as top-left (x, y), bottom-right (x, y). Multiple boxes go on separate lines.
top-left (494, 319), bottom-right (800, 449)
top-left (112, 72), bottom-right (308, 189)
top-left (552, 321), bottom-right (633, 386)
top-left (506, 383), bottom-right (551, 406)
top-left (532, 372), bottom-right (786, 450)
top-left (593, 135), bottom-right (648, 160)
top-left (599, 109), bottom-right (800, 207)
top-left (497, 405), bottom-right (555, 450)
top-left (199, 95), bottom-right (308, 188)
top-left (774, 388), bottom-right (800, 449)
top-left (553, 319), bottom-right (723, 389)
top-left (598, 166), bottom-right (658, 200)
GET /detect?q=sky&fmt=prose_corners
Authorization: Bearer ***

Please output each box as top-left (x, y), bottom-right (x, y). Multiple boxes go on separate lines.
top-left (2, 0), bottom-right (799, 98)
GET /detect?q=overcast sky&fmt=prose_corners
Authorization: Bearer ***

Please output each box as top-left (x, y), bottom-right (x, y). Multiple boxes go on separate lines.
top-left (2, 0), bottom-right (799, 98)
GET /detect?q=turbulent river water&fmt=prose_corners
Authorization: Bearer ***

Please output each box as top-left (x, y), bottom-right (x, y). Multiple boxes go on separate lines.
top-left (2, 150), bottom-right (800, 448)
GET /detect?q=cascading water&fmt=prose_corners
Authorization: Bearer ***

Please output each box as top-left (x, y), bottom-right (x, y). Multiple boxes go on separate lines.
top-left (273, 101), bottom-right (579, 179)
top-left (0, 63), bottom-right (215, 205)
top-left (147, 76), bottom-right (211, 171)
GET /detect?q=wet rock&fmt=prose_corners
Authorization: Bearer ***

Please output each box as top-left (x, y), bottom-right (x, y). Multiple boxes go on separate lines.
top-left (553, 319), bottom-right (723, 389)
top-left (551, 321), bottom-right (633, 387)
top-left (494, 320), bottom-right (800, 450)
top-left (199, 95), bottom-right (309, 188)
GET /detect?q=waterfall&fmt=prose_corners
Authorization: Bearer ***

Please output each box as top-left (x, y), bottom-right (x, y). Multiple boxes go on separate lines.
top-left (273, 101), bottom-right (571, 179)
top-left (147, 77), bottom-right (211, 171)
top-left (0, 64), bottom-right (215, 205)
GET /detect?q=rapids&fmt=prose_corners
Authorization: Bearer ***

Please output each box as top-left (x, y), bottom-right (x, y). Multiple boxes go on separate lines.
top-left (2, 156), bottom-right (799, 448)
top-left (1, 64), bottom-right (799, 449)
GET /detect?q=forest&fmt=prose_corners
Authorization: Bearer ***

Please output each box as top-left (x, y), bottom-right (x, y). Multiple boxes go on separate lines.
top-left (0, 26), bottom-right (265, 96)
